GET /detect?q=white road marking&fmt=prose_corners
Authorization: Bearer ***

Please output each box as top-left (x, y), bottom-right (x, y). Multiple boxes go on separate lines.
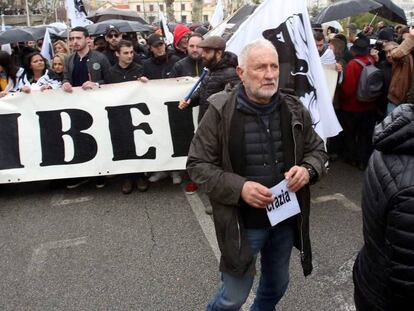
top-left (27, 237), bottom-right (87, 275)
top-left (311, 193), bottom-right (360, 211)
top-left (183, 190), bottom-right (220, 262)
top-left (183, 189), bottom-right (255, 310)
top-left (50, 193), bottom-right (94, 206)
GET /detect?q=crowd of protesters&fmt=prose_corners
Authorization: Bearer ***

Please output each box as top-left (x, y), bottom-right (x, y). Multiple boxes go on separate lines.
top-left (1, 17), bottom-right (414, 310)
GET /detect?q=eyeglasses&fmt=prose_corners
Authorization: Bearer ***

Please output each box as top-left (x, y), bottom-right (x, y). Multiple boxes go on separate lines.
top-left (107, 33), bottom-right (120, 39)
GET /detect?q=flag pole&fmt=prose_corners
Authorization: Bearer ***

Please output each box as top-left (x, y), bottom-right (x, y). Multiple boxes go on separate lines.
top-left (25, 0), bottom-right (31, 26)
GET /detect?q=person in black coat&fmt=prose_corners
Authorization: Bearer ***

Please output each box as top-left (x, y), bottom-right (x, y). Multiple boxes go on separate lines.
top-left (170, 32), bottom-right (204, 78)
top-left (107, 40), bottom-right (143, 84)
top-left (142, 34), bottom-right (180, 80)
top-left (353, 103), bottom-right (414, 311)
top-left (106, 40), bottom-right (148, 194)
top-left (178, 36), bottom-right (240, 123)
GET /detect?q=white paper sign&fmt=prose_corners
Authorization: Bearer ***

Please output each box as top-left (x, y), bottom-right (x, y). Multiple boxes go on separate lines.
top-left (266, 180), bottom-right (301, 226)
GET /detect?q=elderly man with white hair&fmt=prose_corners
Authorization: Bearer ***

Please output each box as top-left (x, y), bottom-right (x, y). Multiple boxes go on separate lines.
top-left (187, 38), bottom-right (328, 310)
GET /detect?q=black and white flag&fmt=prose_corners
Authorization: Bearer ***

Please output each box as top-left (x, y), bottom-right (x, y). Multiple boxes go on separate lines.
top-left (66, 0), bottom-right (92, 27)
top-left (226, 0), bottom-right (342, 139)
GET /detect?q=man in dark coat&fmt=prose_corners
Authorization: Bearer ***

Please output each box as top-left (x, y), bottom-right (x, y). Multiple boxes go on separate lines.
top-left (187, 39), bottom-right (327, 310)
top-left (107, 40), bottom-right (148, 194)
top-left (102, 26), bottom-right (142, 66)
top-left (178, 36), bottom-right (240, 123)
top-left (353, 104), bottom-right (414, 311)
top-left (142, 33), bottom-right (180, 80)
top-left (170, 32), bottom-right (204, 78)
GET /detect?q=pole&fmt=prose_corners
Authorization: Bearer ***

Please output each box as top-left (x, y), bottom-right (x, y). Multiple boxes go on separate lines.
top-left (25, 0), bottom-right (30, 26)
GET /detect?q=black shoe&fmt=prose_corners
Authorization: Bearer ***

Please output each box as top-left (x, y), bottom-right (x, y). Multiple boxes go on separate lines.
top-left (95, 177), bottom-right (106, 189)
top-left (136, 177), bottom-right (149, 192)
top-left (121, 179), bottom-right (133, 194)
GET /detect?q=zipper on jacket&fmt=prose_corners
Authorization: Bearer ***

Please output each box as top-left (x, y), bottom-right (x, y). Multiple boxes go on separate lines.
top-left (292, 122), bottom-right (305, 262)
top-left (236, 214), bottom-right (241, 251)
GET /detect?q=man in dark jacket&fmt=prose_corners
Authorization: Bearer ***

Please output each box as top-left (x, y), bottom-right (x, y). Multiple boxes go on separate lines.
top-left (62, 26), bottom-right (111, 189)
top-left (353, 104), bottom-right (414, 311)
top-left (187, 39), bottom-right (327, 310)
top-left (102, 25), bottom-right (142, 66)
top-left (170, 32), bottom-right (204, 78)
top-left (178, 36), bottom-right (240, 123)
top-left (108, 40), bottom-right (143, 83)
top-left (62, 26), bottom-right (111, 92)
top-left (107, 40), bottom-right (148, 194)
top-left (142, 33), bottom-right (181, 185)
top-left (142, 33), bottom-right (180, 80)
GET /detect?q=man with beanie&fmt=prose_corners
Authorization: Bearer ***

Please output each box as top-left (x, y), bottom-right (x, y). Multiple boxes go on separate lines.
top-left (171, 24), bottom-right (191, 60)
top-left (187, 39), bottom-right (327, 310)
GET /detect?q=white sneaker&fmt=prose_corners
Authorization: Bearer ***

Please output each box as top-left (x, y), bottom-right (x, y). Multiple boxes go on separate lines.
top-left (148, 171), bottom-right (169, 182)
top-left (170, 171), bottom-right (182, 185)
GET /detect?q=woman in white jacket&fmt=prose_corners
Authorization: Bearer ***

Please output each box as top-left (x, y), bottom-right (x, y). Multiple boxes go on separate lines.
top-left (0, 51), bottom-right (24, 97)
top-left (20, 52), bottom-right (61, 93)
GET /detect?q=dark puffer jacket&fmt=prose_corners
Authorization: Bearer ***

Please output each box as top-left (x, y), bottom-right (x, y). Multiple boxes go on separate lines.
top-left (189, 51), bottom-right (240, 122)
top-left (353, 104), bottom-right (414, 311)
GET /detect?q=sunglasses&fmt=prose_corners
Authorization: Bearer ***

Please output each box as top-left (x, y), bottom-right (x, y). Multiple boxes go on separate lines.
top-left (107, 33), bottom-right (120, 39)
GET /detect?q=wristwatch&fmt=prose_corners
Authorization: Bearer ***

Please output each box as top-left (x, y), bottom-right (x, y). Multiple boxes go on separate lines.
top-left (301, 163), bottom-right (317, 184)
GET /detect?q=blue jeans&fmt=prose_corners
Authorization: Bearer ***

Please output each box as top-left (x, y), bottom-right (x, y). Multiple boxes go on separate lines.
top-left (206, 220), bottom-right (295, 311)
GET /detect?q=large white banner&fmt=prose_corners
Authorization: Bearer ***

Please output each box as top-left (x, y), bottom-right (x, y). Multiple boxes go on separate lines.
top-left (0, 78), bottom-right (197, 183)
top-left (226, 0), bottom-right (342, 139)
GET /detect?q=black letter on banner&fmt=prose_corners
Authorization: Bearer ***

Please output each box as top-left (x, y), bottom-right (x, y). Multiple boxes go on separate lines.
top-left (164, 101), bottom-right (194, 157)
top-left (37, 109), bottom-right (97, 166)
top-left (106, 103), bottom-right (156, 160)
top-left (0, 113), bottom-right (24, 169)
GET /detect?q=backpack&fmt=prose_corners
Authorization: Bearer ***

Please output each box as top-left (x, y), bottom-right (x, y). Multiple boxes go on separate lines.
top-left (354, 58), bottom-right (384, 102)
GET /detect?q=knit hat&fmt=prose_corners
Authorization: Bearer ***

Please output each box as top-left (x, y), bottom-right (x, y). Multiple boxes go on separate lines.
top-left (377, 28), bottom-right (394, 42)
top-left (173, 24), bottom-right (191, 49)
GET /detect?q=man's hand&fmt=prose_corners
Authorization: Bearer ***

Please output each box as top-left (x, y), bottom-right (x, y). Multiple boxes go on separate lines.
top-left (335, 62), bottom-right (343, 72)
top-left (40, 85), bottom-right (51, 92)
top-left (0, 91), bottom-right (7, 98)
top-left (62, 82), bottom-right (73, 93)
top-left (241, 181), bottom-right (273, 209)
top-left (178, 99), bottom-right (190, 110)
top-left (284, 166), bottom-right (310, 193)
top-left (21, 85), bottom-right (31, 93)
top-left (82, 81), bottom-right (98, 90)
top-left (137, 76), bottom-right (148, 83)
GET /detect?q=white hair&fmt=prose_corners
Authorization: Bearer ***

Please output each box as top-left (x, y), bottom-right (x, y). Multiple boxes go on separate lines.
top-left (238, 38), bottom-right (278, 69)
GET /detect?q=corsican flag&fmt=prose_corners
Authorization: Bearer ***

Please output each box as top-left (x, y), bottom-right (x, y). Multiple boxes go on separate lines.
top-left (40, 28), bottom-right (54, 63)
top-left (210, 0), bottom-right (224, 28)
top-left (159, 8), bottom-right (174, 45)
top-left (226, 0), bottom-right (342, 139)
top-left (66, 0), bottom-right (92, 27)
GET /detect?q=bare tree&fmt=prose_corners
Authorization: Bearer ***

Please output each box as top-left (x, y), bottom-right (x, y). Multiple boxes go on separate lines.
top-left (192, 0), bottom-right (203, 23)
top-left (165, 0), bottom-right (176, 22)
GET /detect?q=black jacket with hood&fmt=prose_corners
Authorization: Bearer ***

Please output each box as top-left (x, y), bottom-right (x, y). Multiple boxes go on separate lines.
top-left (353, 104), bottom-right (414, 311)
top-left (189, 51), bottom-right (240, 122)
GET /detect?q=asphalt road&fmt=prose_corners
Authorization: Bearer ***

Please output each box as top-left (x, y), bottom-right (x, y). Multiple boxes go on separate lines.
top-left (0, 160), bottom-right (365, 311)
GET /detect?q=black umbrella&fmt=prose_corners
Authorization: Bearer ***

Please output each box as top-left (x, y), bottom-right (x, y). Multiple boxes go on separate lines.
top-left (0, 28), bottom-right (35, 44)
top-left (87, 7), bottom-right (148, 24)
top-left (372, 0), bottom-right (407, 24)
top-left (86, 19), bottom-right (152, 36)
top-left (314, 0), bottom-right (382, 24)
